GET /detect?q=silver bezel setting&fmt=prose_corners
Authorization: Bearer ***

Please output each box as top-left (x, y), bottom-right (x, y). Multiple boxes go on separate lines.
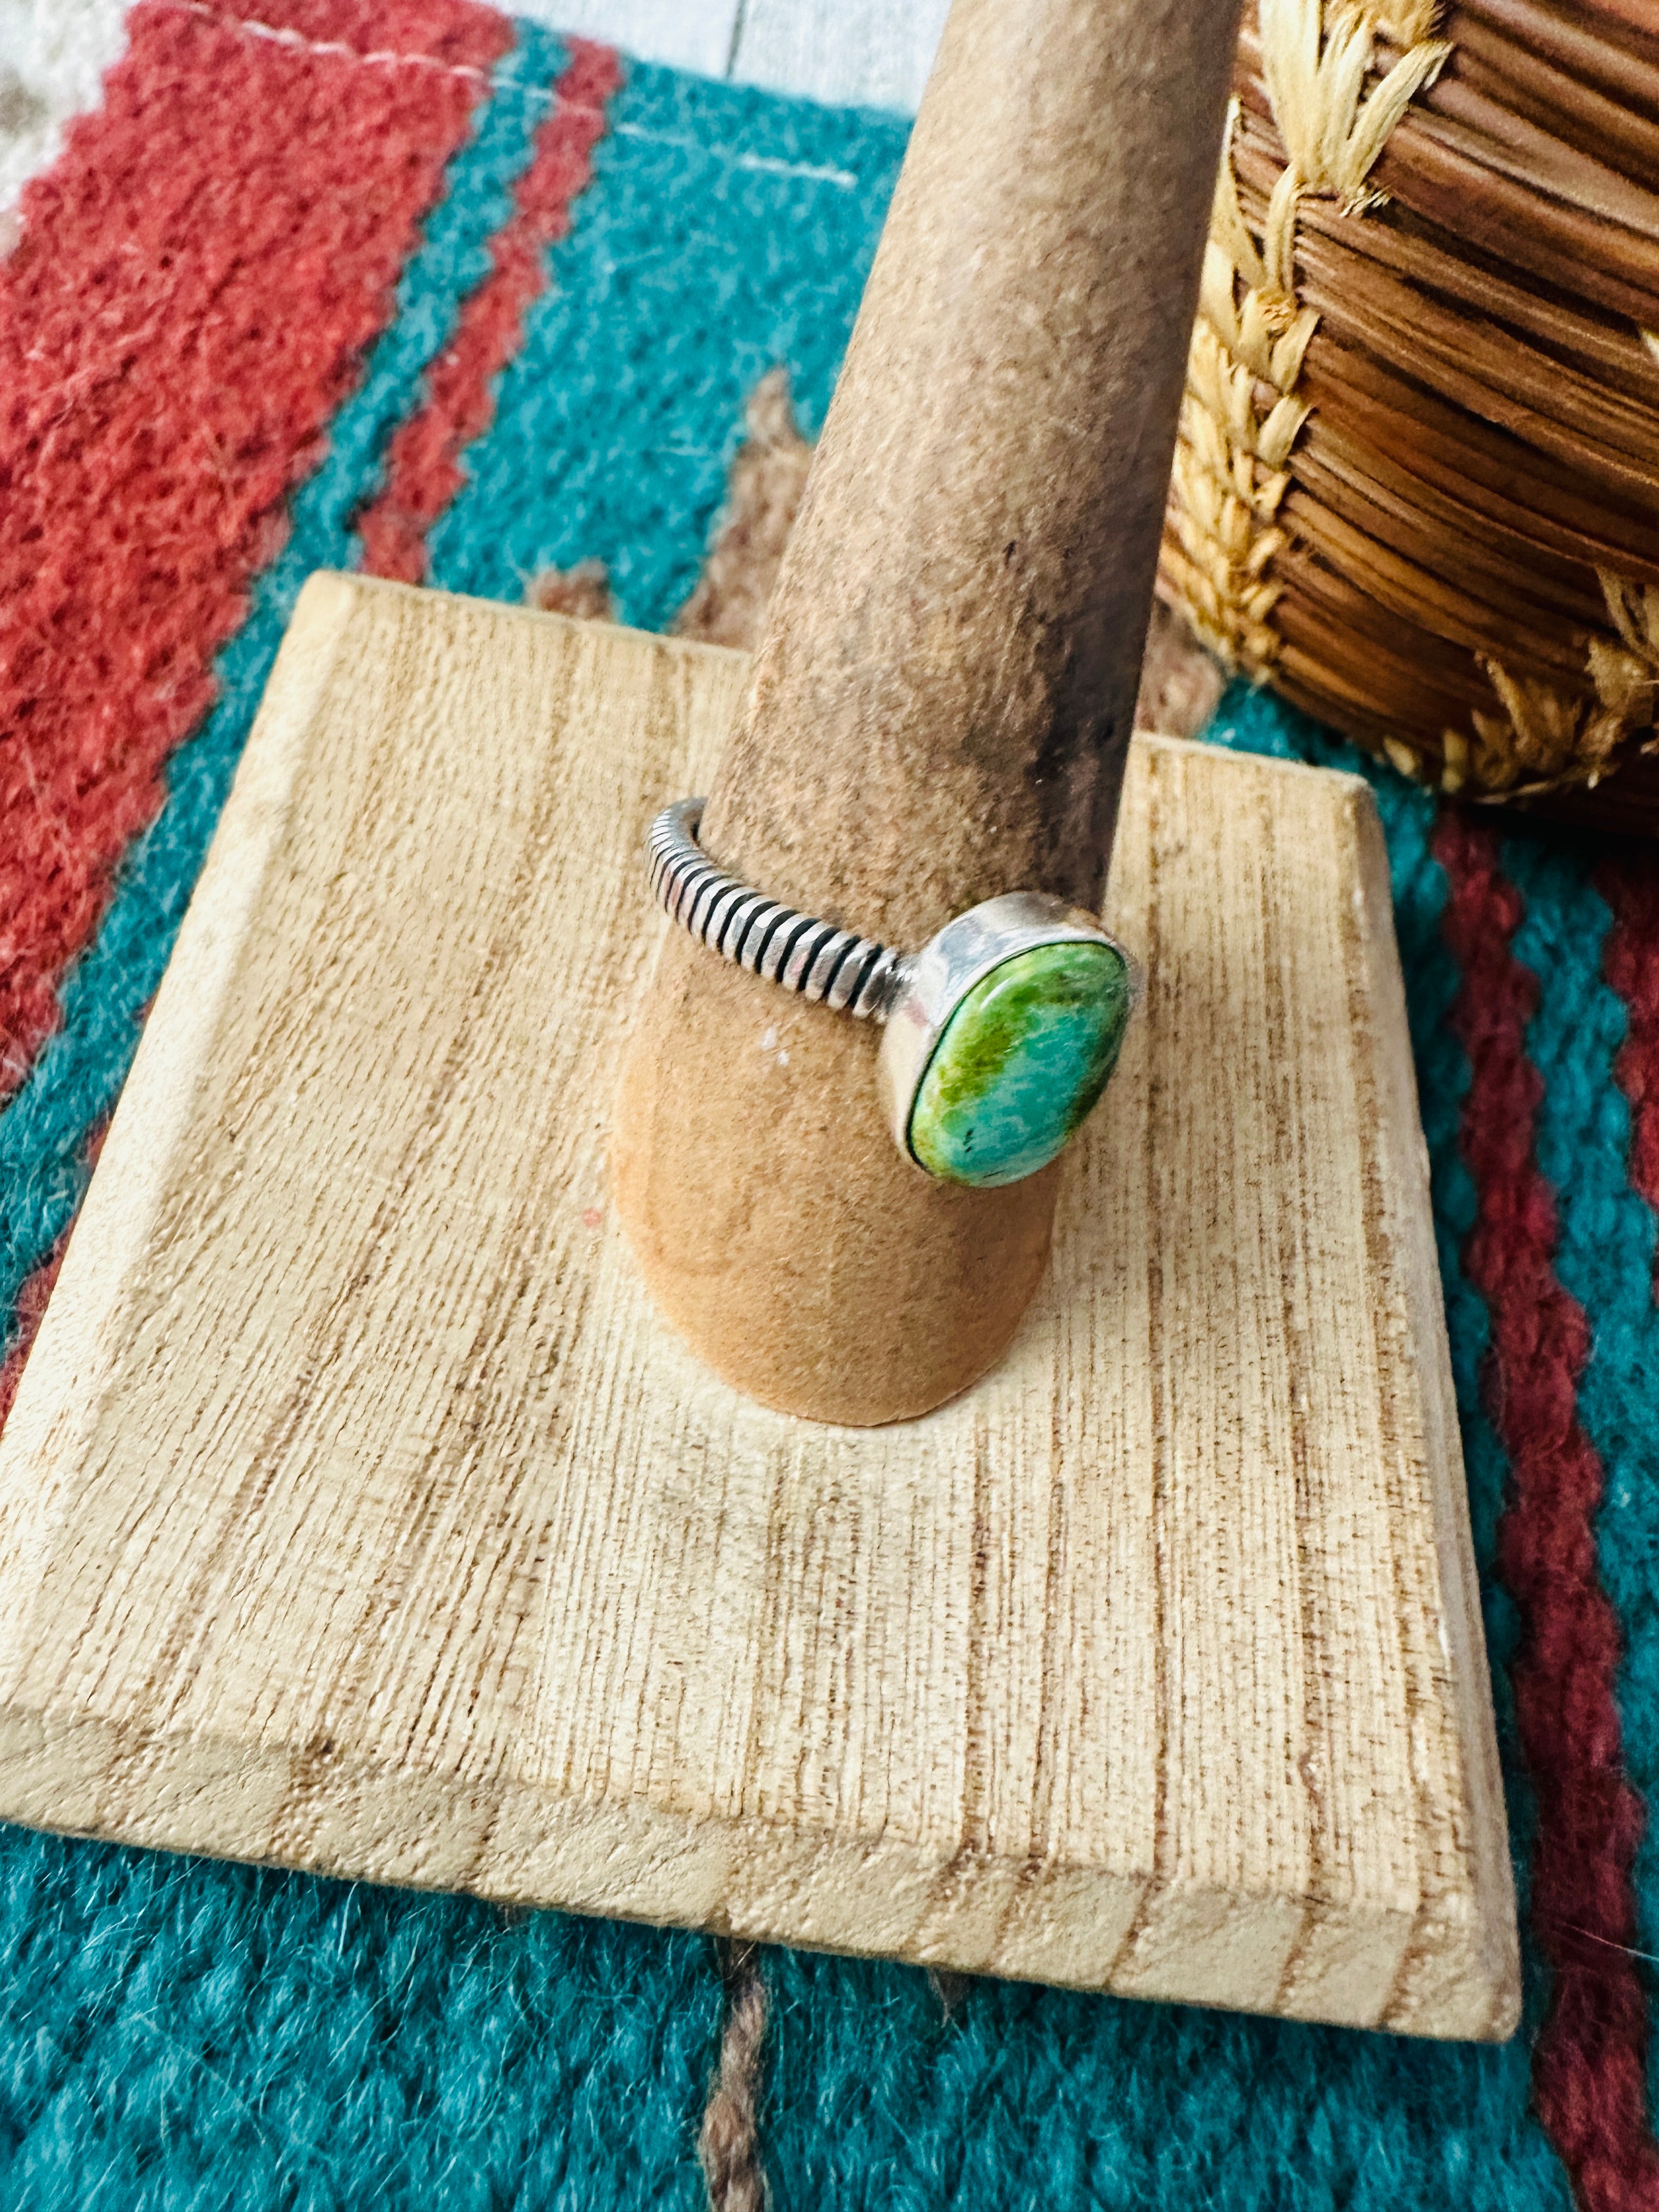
top-left (875, 893), bottom-right (1138, 1172)
top-left (645, 800), bottom-right (1141, 1182)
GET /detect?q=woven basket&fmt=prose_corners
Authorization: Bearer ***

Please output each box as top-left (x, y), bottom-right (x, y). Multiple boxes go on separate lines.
top-left (1159, 0), bottom-right (1659, 834)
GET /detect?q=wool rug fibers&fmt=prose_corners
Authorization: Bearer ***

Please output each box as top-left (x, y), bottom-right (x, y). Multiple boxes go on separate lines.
top-left (0, 5), bottom-right (1656, 2207)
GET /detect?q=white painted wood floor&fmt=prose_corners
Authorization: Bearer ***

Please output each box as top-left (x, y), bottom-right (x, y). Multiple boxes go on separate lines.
top-left (0, 0), bottom-right (941, 220)
top-left (529, 0), bottom-right (950, 109)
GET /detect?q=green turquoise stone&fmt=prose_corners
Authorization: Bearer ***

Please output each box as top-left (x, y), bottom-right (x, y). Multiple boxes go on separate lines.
top-left (908, 940), bottom-right (1130, 1188)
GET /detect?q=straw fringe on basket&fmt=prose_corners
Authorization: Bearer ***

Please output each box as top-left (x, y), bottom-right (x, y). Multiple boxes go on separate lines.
top-left (1160, 0), bottom-right (1659, 830)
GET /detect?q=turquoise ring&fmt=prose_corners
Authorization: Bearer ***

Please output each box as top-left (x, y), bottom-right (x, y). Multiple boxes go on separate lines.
top-left (645, 800), bottom-right (1136, 1189)
top-left (875, 893), bottom-right (1134, 1188)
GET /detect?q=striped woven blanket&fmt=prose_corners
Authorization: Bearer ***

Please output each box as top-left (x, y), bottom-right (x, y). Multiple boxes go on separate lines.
top-left (2, 5), bottom-right (1656, 2207)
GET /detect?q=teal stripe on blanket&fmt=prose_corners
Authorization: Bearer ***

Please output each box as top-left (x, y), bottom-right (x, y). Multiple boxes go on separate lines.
top-left (0, 1830), bottom-right (717, 2210)
top-left (425, 58), bottom-right (907, 626)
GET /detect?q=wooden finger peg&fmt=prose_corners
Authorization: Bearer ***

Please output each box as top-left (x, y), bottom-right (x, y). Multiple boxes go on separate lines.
top-left (612, 0), bottom-right (1244, 1424)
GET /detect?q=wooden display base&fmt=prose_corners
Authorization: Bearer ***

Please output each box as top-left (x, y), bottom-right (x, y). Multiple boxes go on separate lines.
top-left (0, 575), bottom-right (1518, 2040)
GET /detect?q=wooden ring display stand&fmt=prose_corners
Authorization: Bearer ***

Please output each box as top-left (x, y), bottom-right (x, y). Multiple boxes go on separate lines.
top-left (616, 0), bottom-right (1242, 1425)
top-left (0, 0), bottom-right (1520, 2040)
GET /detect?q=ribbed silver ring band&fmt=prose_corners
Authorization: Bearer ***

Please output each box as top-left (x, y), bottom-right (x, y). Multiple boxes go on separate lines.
top-left (647, 798), bottom-right (905, 1022)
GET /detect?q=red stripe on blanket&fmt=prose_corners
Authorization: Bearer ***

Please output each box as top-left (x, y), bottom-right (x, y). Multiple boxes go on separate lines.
top-left (0, 0), bottom-right (512, 1101)
top-left (1599, 853), bottom-right (1659, 1299)
top-left (356, 38), bottom-right (620, 582)
top-left (1436, 810), bottom-right (1659, 2212)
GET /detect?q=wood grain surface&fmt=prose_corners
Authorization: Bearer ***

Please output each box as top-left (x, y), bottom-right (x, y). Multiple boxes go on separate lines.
top-left (0, 574), bottom-right (1517, 2038)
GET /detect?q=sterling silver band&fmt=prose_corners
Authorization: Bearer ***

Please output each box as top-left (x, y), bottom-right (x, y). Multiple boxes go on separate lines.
top-left (646, 798), bottom-right (906, 1021)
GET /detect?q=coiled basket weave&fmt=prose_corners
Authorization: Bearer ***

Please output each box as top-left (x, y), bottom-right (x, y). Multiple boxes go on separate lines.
top-left (1160, 0), bottom-right (1659, 834)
